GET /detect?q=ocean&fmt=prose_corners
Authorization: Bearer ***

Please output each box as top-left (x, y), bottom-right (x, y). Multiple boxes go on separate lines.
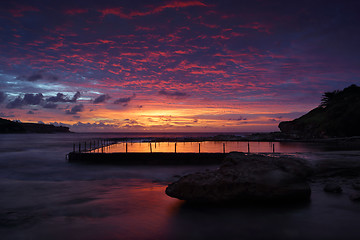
top-left (1, 133), bottom-right (360, 239)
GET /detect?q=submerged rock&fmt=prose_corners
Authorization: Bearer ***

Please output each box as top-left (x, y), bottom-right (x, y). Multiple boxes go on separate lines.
top-left (352, 182), bottom-right (360, 190)
top-left (349, 193), bottom-right (360, 202)
top-left (324, 183), bottom-right (342, 193)
top-left (165, 153), bottom-right (312, 204)
top-left (313, 157), bottom-right (360, 178)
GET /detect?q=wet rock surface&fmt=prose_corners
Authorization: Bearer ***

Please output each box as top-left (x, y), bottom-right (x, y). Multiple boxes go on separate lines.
top-left (323, 183), bottom-right (342, 193)
top-left (352, 182), bottom-right (360, 190)
top-left (166, 153), bottom-right (312, 203)
top-left (349, 193), bottom-right (360, 202)
top-left (313, 157), bottom-right (360, 178)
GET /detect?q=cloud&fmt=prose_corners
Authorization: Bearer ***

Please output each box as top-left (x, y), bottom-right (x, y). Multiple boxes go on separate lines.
top-left (124, 119), bottom-right (138, 124)
top-left (43, 103), bottom-right (58, 109)
top-left (17, 72), bottom-right (58, 82)
top-left (27, 110), bottom-right (35, 114)
top-left (6, 93), bottom-right (43, 109)
top-left (228, 116), bottom-right (247, 121)
top-left (8, 5), bottom-right (39, 17)
top-left (65, 104), bottom-right (84, 115)
top-left (46, 92), bottom-right (81, 103)
top-left (158, 89), bottom-right (190, 99)
top-left (72, 92), bottom-right (81, 102)
top-left (0, 112), bottom-right (15, 118)
top-left (50, 121), bottom-right (125, 132)
top-left (114, 97), bottom-right (131, 104)
top-left (114, 93), bottom-right (136, 106)
top-left (51, 121), bottom-right (122, 132)
top-left (99, 1), bottom-right (207, 19)
top-left (6, 98), bottom-right (23, 109)
top-left (23, 93), bottom-right (43, 105)
top-left (0, 92), bottom-right (6, 103)
top-left (64, 8), bottom-right (88, 15)
top-left (47, 93), bottom-right (66, 102)
top-left (0, 0), bottom-right (359, 133)
top-left (27, 73), bottom-right (43, 82)
top-left (93, 94), bottom-right (111, 104)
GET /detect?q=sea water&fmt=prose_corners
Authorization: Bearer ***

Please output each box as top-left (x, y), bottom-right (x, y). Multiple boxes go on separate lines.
top-left (97, 141), bottom-right (323, 154)
top-left (1, 133), bottom-right (360, 240)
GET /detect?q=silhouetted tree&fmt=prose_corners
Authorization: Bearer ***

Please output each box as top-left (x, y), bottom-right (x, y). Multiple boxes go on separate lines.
top-left (320, 90), bottom-right (339, 107)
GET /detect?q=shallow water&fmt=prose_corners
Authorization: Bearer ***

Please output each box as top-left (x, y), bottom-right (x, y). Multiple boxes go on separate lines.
top-left (1, 133), bottom-right (360, 239)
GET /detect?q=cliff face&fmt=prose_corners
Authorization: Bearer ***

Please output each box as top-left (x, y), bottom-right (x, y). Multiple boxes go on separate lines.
top-left (0, 118), bottom-right (70, 133)
top-left (279, 84), bottom-right (360, 138)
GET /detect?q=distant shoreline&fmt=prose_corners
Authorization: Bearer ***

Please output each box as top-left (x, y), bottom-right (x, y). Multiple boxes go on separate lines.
top-left (0, 117), bottom-right (71, 134)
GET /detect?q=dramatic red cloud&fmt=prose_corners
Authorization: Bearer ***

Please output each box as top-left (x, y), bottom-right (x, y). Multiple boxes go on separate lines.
top-left (8, 5), bottom-right (39, 17)
top-left (100, 0), bottom-right (206, 18)
top-left (238, 22), bottom-right (272, 34)
top-left (64, 8), bottom-right (88, 15)
top-left (1, 0), bottom-right (359, 132)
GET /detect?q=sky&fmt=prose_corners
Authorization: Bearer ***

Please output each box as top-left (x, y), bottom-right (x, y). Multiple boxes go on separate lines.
top-left (0, 0), bottom-right (359, 132)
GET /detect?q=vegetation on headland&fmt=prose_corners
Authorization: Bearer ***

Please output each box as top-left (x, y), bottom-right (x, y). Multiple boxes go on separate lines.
top-left (0, 118), bottom-right (70, 133)
top-left (279, 84), bottom-right (360, 138)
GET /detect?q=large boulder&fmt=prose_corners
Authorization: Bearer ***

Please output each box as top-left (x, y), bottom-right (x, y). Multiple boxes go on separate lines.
top-left (166, 153), bottom-right (312, 203)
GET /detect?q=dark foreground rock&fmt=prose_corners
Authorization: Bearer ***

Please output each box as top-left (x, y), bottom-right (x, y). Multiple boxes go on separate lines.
top-left (166, 153), bottom-right (312, 204)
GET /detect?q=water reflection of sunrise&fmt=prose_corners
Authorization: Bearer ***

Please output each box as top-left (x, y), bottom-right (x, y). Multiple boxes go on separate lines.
top-left (90, 141), bottom-right (316, 154)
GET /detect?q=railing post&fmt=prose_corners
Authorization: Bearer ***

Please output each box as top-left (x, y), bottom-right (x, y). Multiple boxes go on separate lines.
top-left (273, 144), bottom-right (275, 153)
top-left (175, 142), bottom-right (177, 153)
top-left (199, 143), bottom-right (200, 153)
top-left (79, 143), bottom-right (81, 153)
top-left (248, 142), bottom-right (250, 153)
top-left (223, 143), bottom-right (225, 153)
top-left (149, 143), bottom-right (152, 153)
top-left (126, 142), bottom-right (128, 153)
